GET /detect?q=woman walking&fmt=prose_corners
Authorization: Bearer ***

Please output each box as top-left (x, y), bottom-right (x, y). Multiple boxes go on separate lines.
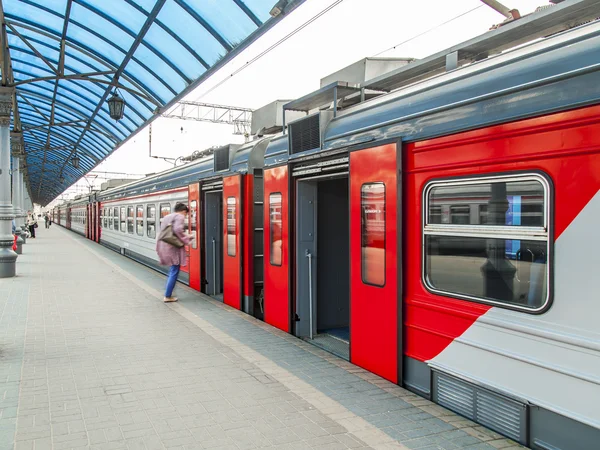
top-left (27, 211), bottom-right (37, 238)
top-left (156, 202), bottom-right (191, 302)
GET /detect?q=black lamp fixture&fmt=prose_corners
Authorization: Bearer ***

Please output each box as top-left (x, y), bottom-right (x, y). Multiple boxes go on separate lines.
top-left (71, 153), bottom-right (80, 169)
top-left (107, 89), bottom-right (125, 120)
top-left (59, 174), bottom-right (65, 184)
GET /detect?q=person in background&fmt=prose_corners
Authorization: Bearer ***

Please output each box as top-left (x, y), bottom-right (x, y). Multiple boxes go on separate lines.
top-left (156, 203), bottom-right (191, 303)
top-left (26, 210), bottom-right (37, 238)
top-left (48, 213), bottom-right (52, 227)
top-left (44, 213), bottom-right (50, 229)
top-left (11, 219), bottom-right (17, 252)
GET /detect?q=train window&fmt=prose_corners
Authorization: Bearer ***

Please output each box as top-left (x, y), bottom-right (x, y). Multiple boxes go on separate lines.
top-left (428, 178), bottom-right (545, 227)
top-left (424, 174), bottom-right (550, 312)
top-left (136, 205), bottom-right (144, 236)
top-left (226, 197), bottom-right (236, 257)
top-left (147, 204), bottom-right (156, 239)
top-left (361, 183), bottom-right (386, 287)
top-left (127, 206), bottom-right (134, 234)
top-left (189, 200), bottom-right (197, 249)
top-left (120, 207), bottom-right (126, 233)
top-left (114, 207), bottom-right (119, 231)
top-left (269, 193), bottom-right (282, 266)
top-left (160, 203), bottom-right (171, 224)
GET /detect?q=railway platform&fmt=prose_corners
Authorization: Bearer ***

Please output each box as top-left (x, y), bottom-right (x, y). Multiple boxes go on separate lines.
top-left (0, 227), bottom-right (523, 450)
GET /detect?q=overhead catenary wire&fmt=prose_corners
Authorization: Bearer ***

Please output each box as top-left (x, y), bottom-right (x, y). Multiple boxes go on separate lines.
top-left (195, 0), bottom-right (494, 100)
top-left (194, 0), bottom-right (346, 101)
top-left (372, 4), bottom-right (485, 57)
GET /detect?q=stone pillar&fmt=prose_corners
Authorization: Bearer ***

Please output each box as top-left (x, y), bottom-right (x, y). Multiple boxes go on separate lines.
top-left (19, 164), bottom-right (27, 242)
top-left (0, 87), bottom-right (17, 277)
top-left (11, 131), bottom-right (24, 254)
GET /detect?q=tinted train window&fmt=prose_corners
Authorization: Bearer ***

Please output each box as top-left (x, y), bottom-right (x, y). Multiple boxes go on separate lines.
top-left (160, 204), bottom-right (171, 224)
top-left (127, 206), bottom-right (134, 234)
top-left (226, 197), bottom-right (236, 257)
top-left (269, 193), bottom-right (282, 266)
top-left (428, 178), bottom-right (545, 227)
top-left (120, 207), bottom-right (126, 233)
top-left (136, 205), bottom-right (144, 236)
top-left (361, 183), bottom-right (386, 287)
top-left (424, 174), bottom-right (550, 312)
top-left (147, 204), bottom-right (156, 239)
top-left (114, 207), bottom-right (119, 231)
top-left (189, 200), bottom-right (197, 249)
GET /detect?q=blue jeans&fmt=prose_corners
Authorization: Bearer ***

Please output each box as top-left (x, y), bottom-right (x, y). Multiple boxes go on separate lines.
top-left (165, 265), bottom-right (180, 297)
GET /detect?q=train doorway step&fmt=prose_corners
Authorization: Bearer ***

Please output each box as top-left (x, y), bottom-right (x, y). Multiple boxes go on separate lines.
top-left (306, 328), bottom-right (349, 360)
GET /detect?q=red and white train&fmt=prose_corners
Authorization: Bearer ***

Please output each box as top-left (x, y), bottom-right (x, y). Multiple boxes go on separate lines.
top-left (53, 8), bottom-right (600, 449)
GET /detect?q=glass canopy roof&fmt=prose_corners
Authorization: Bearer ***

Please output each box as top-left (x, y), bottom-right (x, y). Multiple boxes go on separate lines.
top-left (4, 0), bottom-right (304, 205)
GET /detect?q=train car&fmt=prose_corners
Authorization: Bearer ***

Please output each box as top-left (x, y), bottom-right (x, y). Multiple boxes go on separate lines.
top-left (259, 12), bottom-right (600, 450)
top-left (96, 156), bottom-right (214, 286)
top-left (88, 114), bottom-right (280, 315)
top-left (51, 6), bottom-right (600, 448)
top-left (69, 197), bottom-right (88, 237)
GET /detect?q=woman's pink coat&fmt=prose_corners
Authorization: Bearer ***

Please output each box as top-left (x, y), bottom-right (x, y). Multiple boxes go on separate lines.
top-left (156, 213), bottom-right (191, 266)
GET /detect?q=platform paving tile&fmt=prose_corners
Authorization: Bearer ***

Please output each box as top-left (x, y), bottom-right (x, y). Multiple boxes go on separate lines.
top-left (0, 227), bottom-right (525, 450)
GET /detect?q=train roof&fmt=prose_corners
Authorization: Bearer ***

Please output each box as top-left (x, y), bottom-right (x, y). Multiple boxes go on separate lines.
top-left (264, 3), bottom-right (600, 167)
top-left (96, 135), bottom-right (275, 202)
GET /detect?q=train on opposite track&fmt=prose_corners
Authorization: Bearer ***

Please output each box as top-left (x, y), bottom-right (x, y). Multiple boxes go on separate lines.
top-left (52, 6), bottom-right (600, 449)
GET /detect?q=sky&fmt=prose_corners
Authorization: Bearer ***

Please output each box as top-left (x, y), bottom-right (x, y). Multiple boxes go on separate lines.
top-left (47, 0), bottom-right (549, 206)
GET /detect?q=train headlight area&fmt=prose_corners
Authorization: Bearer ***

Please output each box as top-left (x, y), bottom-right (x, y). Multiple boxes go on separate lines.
top-left (50, 7), bottom-right (600, 450)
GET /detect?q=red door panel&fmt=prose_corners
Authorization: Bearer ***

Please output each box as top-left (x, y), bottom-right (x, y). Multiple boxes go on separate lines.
top-left (188, 183), bottom-right (201, 291)
top-left (350, 143), bottom-right (400, 383)
top-left (223, 175), bottom-right (242, 309)
top-left (264, 166), bottom-right (290, 332)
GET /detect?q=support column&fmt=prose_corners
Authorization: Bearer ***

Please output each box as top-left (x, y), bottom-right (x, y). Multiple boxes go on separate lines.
top-left (0, 87), bottom-right (17, 277)
top-left (11, 131), bottom-right (24, 254)
top-left (19, 165), bottom-right (27, 242)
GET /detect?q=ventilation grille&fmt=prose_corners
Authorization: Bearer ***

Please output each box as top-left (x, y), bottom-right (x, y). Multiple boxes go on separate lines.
top-left (289, 114), bottom-right (321, 155)
top-left (214, 147), bottom-right (230, 172)
top-left (433, 371), bottom-right (526, 444)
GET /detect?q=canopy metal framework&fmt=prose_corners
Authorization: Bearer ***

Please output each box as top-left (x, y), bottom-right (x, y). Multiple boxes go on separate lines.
top-left (1, 0), bottom-right (305, 205)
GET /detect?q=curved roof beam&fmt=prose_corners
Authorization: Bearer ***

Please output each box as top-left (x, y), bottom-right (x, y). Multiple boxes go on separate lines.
top-left (73, 0), bottom-right (192, 84)
top-left (58, 0), bottom-right (169, 180)
top-left (6, 16), bottom-right (170, 102)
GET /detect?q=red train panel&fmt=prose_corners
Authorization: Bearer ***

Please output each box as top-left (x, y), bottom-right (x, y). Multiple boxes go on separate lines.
top-left (263, 166), bottom-right (290, 332)
top-left (223, 175), bottom-right (242, 310)
top-left (349, 143), bottom-right (399, 383)
top-left (404, 103), bottom-right (600, 362)
top-left (188, 183), bottom-right (201, 291)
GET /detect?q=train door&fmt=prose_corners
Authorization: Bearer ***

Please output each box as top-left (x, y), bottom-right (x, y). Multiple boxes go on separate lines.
top-left (295, 171), bottom-right (350, 359)
top-left (223, 175), bottom-right (242, 309)
top-left (204, 189), bottom-right (223, 299)
top-left (349, 143), bottom-right (401, 384)
top-left (244, 169), bottom-right (264, 319)
top-left (188, 183), bottom-right (201, 291)
top-left (96, 203), bottom-right (101, 243)
top-left (263, 166), bottom-right (290, 332)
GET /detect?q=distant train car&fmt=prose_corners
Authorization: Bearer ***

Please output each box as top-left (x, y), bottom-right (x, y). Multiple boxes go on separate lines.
top-left (54, 14), bottom-right (600, 450)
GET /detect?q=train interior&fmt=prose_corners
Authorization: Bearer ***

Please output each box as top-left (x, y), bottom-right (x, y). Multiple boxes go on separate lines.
top-left (204, 190), bottom-right (224, 300)
top-left (295, 175), bottom-right (350, 360)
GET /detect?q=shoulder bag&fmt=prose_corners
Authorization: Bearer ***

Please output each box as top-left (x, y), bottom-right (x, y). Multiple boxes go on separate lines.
top-left (158, 223), bottom-right (184, 248)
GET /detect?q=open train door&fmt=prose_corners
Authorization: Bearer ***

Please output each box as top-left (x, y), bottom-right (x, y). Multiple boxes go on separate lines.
top-left (188, 183), bottom-right (201, 291)
top-left (349, 142), bottom-right (402, 384)
top-left (263, 166), bottom-right (290, 332)
top-left (223, 174), bottom-right (242, 310)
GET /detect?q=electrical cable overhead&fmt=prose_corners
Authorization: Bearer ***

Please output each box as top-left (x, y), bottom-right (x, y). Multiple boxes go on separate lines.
top-left (194, 0), bottom-right (346, 101)
top-left (372, 4), bottom-right (485, 57)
